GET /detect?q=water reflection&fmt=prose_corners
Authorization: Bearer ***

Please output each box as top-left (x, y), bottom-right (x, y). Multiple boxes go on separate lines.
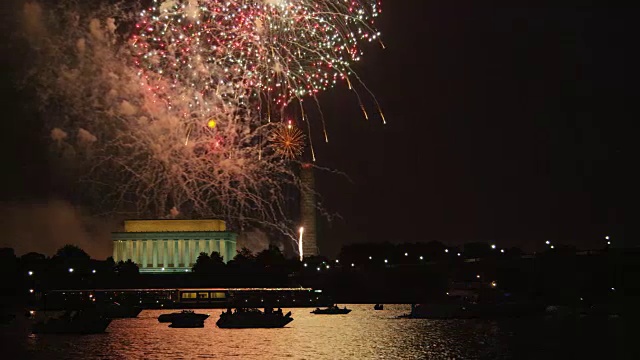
top-left (2, 304), bottom-right (625, 359)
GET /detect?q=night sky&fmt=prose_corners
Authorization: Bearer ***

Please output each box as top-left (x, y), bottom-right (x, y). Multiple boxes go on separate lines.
top-left (0, 2), bottom-right (632, 258)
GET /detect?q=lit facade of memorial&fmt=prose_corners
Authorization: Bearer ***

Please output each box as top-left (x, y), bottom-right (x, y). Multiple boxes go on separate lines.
top-left (112, 219), bottom-right (237, 273)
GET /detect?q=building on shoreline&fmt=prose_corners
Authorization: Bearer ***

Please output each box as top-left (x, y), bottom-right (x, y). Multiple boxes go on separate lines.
top-left (112, 219), bottom-right (237, 273)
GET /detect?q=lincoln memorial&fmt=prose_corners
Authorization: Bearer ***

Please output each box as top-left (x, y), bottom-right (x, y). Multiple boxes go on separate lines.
top-left (112, 219), bottom-right (237, 273)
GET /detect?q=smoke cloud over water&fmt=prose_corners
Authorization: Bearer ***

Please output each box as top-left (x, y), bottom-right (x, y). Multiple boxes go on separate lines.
top-left (18, 0), bottom-right (307, 241)
top-left (0, 199), bottom-right (119, 259)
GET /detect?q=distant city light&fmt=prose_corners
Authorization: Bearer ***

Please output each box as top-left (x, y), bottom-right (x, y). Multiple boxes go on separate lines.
top-left (68, 268), bottom-right (74, 273)
top-left (476, 274), bottom-right (480, 278)
top-left (92, 269), bottom-right (96, 274)
top-left (326, 265), bottom-right (330, 269)
top-left (457, 253), bottom-right (461, 257)
top-left (445, 249), bottom-right (449, 253)
top-left (605, 235), bottom-right (610, 240)
top-left (419, 256), bottom-right (424, 260)
top-left (500, 249), bottom-right (505, 253)
top-left (491, 244), bottom-right (496, 249)
top-left (28, 271), bottom-right (33, 276)
top-left (404, 252), bottom-right (408, 256)
top-left (545, 240), bottom-right (550, 245)
top-left (384, 259), bottom-right (388, 263)
top-left (490, 281), bottom-right (497, 288)
top-left (317, 267), bottom-right (321, 271)
top-left (351, 263), bottom-right (355, 267)
top-left (29, 289), bottom-right (34, 293)
top-left (550, 245), bottom-right (555, 249)
top-left (369, 256), bottom-right (372, 260)
top-left (607, 241), bottom-right (611, 245)
top-left (184, 269), bottom-right (189, 272)
top-left (304, 263), bottom-right (308, 267)
top-left (161, 267), bottom-right (165, 271)
top-left (335, 259), bottom-right (339, 263)
top-left (611, 287), bottom-right (615, 291)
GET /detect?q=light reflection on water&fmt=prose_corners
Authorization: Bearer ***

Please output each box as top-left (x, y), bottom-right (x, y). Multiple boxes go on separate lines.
top-left (2, 304), bottom-right (625, 359)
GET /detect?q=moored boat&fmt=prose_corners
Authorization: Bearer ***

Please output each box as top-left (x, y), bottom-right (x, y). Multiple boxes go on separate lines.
top-left (169, 317), bottom-right (206, 328)
top-left (32, 309), bottom-right (112, 334)
top-left (311, 305), bottom-right (351, 314)
top-left (216, 308), bottom-right (293, 328)
top-left (374, 304), bottom-right (384, 310)
top-left (158, 310), bottom-right (209, 323)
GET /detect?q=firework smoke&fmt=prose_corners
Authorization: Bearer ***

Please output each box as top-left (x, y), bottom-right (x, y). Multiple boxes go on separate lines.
top-left (19, 0), bottom-right (382, 243)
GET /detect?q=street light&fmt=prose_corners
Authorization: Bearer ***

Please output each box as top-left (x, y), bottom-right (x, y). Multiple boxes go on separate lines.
top-left (419, 256), bottom-right (424, 260)
top-left (28, 271), bottom-right (33, 276)
top-left (404, 252), bottom-right (408, 256)
top-left (384, 259), bottom-right (388, 264)
top-left (68, 268), bottom-right (74, 273)
top-left (491, 244), bottom-right (496, 249)
top-left (369, 256), bottom-right (372, 260)
top-left (545, 240), bottom-right (550, 245)
top-left (444, 249), bottom-right (449, 253)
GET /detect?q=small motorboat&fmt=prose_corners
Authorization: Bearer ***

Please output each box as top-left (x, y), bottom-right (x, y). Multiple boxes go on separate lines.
top-left (169, 317), bottom-right (206, 328)
top-left (32, 310), bottom-right (112, 334)
top-left (311, 305), bottom-right (351, 315)
top-left (216, 308), bottom-right (293, 328)
top-left (374, 304), bottom-right (384, 310)
top-left (158, 310), bottom-right (209, 323)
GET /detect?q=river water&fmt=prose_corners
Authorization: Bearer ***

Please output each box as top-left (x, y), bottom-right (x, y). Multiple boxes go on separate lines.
top-left (1, 304), bottom-right (628, 359)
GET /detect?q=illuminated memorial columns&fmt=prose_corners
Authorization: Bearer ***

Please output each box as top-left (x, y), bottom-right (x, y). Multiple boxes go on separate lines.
top-left (112, 220), bottom-right (237, 273)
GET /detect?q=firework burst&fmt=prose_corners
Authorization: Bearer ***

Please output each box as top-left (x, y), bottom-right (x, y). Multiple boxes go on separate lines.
top-left (131, 0), bottom-right (385, 126)
top-left (269, 121), bottom-right (305, 160)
